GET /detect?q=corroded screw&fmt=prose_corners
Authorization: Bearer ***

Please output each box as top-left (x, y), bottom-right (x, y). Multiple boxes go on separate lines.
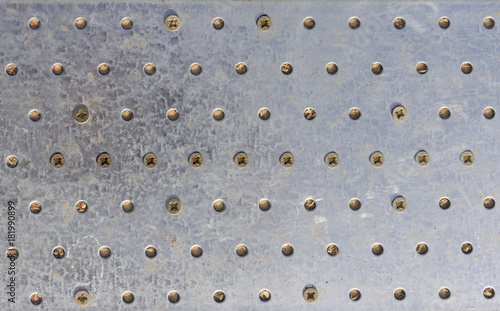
top-left (349, 108), bottom-right (361, 120)
top-left (96, 152), bottom-right (111, 169)
top-left (122, 292), bottom-right (134, 303)
top-left (30, 201), bottom-right (42, 214)
top-left (372, 243), bottom-right (384, 256)
top-left (30, 293), bottom-right (42, 305)
top-left (392, 196), bottom-right (407, 212)
top-left (29, 109), bottom-right (41, 122)
top-left (257, 15), bottom-right (271, 30)
top-left (212, 18), bottom-right (224, 30)
top-left (52, 63), bottom-right (64, 75)
top-left (484, 17), bottom-right (495, 29)
top-left (369, 151), bottom-right (384, 167)
top-left (282, 244), bottom-right (293, 256)
top-left (259, 289), bottom-right (271, 302)
top-left (259, 199), bottom-right (271, 211)
top-left (168, 291), bottom-right (180, 303)
top-left (6, 64), bottom-right (18, 76)
top-left (303, 17), bottom-right (315, 29)
top-left (213, 200), bottom-right (225, 212)
top-left (190, 63), bottom-right (202, 75)
top-left (74, 106), bottom-right (89, 123)
top-left (122, 200), bottom-right (134, 213)
top-left (191, 245), bottom-right (202, 258)
top-left (98, 63), bottom-right (110, 75)
top-left (325, 152), bottom-right (339, 168)
top-left (304, 108), bottom-right (316, 120)
top-left (461, 62), bottom-right (473, 74)
top-left (281, 62), bottom-right (293, 75)
top-left (259, 108), bottom-right (271, 120)
top-left (394, 288), bottom-right (406, 300)
top-left (145, 246), bottom-right (157, 258)
top-left (236, 244), bottom-right (248, 257)
top-left (439, 287), bottom-right (450, 299)
top-left (415, 150), bottom-right (429, 166)
top-left (460, 150), bottom-right (474, 166)
top-left (167, 198), bottom-right (181, 215)
top-left (416, 62), bottom-right (428, 74)
top-left (144, 63), bottom-right (156, 75)
top-left (29, 18), bottom-right (41, 30)
top-left (326, 62), bottom-right (338, 75)
top-left (350, 289), bottom-right (361, 301)
top-left (234, 152), bottom-right (248, 167)
top-left (349, 17), bottom-right (360, 29)
top-left (143, 153), bottom-right (157, 168)
top-left (165, 15), bottom-right (181, 31)
top-left (393, 17), bottom-right (405, 29)
top-left (416, 242), bottom-right (428, 255)
top-left (50, 153), bottom-right (65, 168)
top-left (52, 247), bottom-right (65, 259)
top-left (304, 199), bottom-right (316, 211)
top-left (280, 152), bottom-right (294, 167)
top-left (303, 287), bottom-right (318, 303)
top-left (484, 287), bottom-right (495, 299)
top-left (439, 17), bottom-right (450, 29)
top-left (75, 201), bottom-right (88, 213)
top-left (74, 290), bottom-right (90, 306)
top-left (392, 105), bottom-right (407, 122)
top-left (7, 248), bottom-right (19, 259)
top-left (6, 156), bottom-right (18, 168)
top-left (235, 62), bottom-right (247, 75)
top-left (213, 291), bottom-right (225, 303)
top-left (75, 17), bottom-right (87, 30)
top-left (439, 197), bottom-right (451, 210)
top-left (327, 243), bottom-right (339, 256)
top-left (188, 152), bottom-right (203, 168)
top-left (461, 242), bottom-right (473, 254)
top-left (99, 246), bottom-right (111, 258)
top-left (121, 17), bottom-right (133, 30)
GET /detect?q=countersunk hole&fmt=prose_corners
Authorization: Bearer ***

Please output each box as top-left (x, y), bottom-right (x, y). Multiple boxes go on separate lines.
top-left (439, 17), bottom-right (450, 29)
top-left (121, 17), bottom-right (133, 30)
top-left (259, 108), bottom-right (271, 120)
top-left (190, 63), bottom-right (202, 75)
top-left (327, 243), bottom-right (339, 256)
top-left (439, 287), bottom-right (451, 299)
top-left (439, 197), bottom-right (451, 210)
top-left (326, 62), bottom-right (338, 75)
top-left (372, 243), bottom-right (384, 256)
top-left (122, 291), bottom-right (134, 304)
top-left (213, 290), bottom-right (225, 303)
top-left (168, 291), bottom-right (180, 303)
top-left (416, 62), bottom-right (428, 74)
top-left (29, 109), bottom-right (41, 122)
top-left (99, 246), bottom-right (111, 258)
top-left (6, 155), bottom-right (18, 168)
top-left (75, 200), bottom-right (88, 213)
top-left (303, 17), bottom-right (315, 29)
top-left (393, 17), bottom-right (405, 29)
top-left (461, 242), bottom-right (473, 254)
top-left (349, 108), bottom-right (361, 120)
top-left (304, 199), bottom-right (316, 211)
top-left (5, 63), bottom-right (18, 76)
top-left (349, 289), bottom-right (361, 301)
top-left (52, 63), bottom-right (64, 75)
top-left (213, 200), bottom-right (225, 212)
top-left (439, 107), bottom-right (451, 119)
top-left (121, 109), bottom-right (133, 121)
top-left (484, 107), bottom-right (495, 119)
top-left (304, 107), bottom-right (316, 120)
top-left (212, 17), bottom-right (224, 30)
top-left (484, 287), bottom-right (495, 299)
top-left (52, 246), bottom-right (65, 259)
top-left (75, 17), bottom-right (87, 30)
top-left (484, 197), bottom-right (495, 209)
top-left (281, 62), bottom-right (293, 75)
top-left (349, 198), bottom-right (361, 211)
top-left (461, 62), bottom-right (473, 74)
top-left (416, 242), bottom-right (428, 255)
top-left (348, 17), bottom-right (360, 29)
top-left (191, 245), bottom-right (203, 258)
top-left (145, 245), bottom-right (157, 258)
top-left (121, 200), bottom-right (134, 213)
top-left (484, 17), bottom-right (495, 29)
top-left (29, 17), bottom-right (41, 30)
top-left (98, 63), bottom-right (110, 76)
top-left (167, 109), bottom-right (179, 121)
top-left (259, 199), bottom-right (271, 211)
top-left (144, 63), bottom-right (156, 75)
top-left (30, 292), bottom-right (42, 305)
top-left (371, 62), bottom-right (383, 75)
top-left (259, 289), bottom-right (271, 302)
top-left (236, 244), bottom-right (248, 257)
top-left (281, 244), bottom-right (294, 256)
top-left (235, 62), bottom-right (247, 75)
top-left (213, 108), bottom-right (225, 121)
top-left (394, 288), bottom-right (406, 300)
top-left (30, 201), bottom-right (42, 214)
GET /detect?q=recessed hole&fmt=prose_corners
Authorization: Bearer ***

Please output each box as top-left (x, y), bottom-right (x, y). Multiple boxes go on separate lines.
top-left (53, 246), bottom-right (65, 259)
top-left (75, 17), bottom-right (87, 30)
top-left (372, 243), bottom-right (384, 256)
top-left (212, 17), bottom-right (224, 30)
top-left (188, 152), bottom-right (203, 168)
top-left (439, 197), bottom-right (451, 210)
top-left (484, 197), bottom-right (495, 209)
top-left (484, 17), bottom-right (495, 29)
top-left (394, 288), bottom-right (406, 300)
top-left (75, 201), bottom-right (88, 213)
top-left (165, 15), bottom-right (181, 31)
top-left (393, 17), bottom-right (405, 29)
top-left (121, 17), bottom-right (133, 30)
top-left (327, 243), bottom-right (339, 256)
top-left (416, 242), bottom-right (428, 255)
top-left (29, 17), bottom-right (41, 30)
top-left (439, 107), bottom-right (451, 119)
top-left (484, 107), bottom-right (495, 119)
top-left (6, 155), bottom-right (18, 168)
top-left (99, 246), bottom-right (111, 258)
top-left (280, 152), bottom-right (294, 167)
top-left (235, 62), bottom-right (247, 75)
top-left (213, 290), bottom-right (225, 303)
top-left (324, 152), bottom-right (339, 168)
top-left (371, 62), bottom-right (383, 74)
top-left (259, 289), bottom-right (271, 302)
top-left (349, 198), bottom-right (361, 211)
top-left (461, 242), bottom-right (473, 254)
top-left (190, 63), bottom-right (202, 75)
top-left (142, 152), bottom-right (158, 168)
top-left (281, 62), bottom-right (293, 75)
top-left (52, 63), bottom-right (64, 75)
top-left (191, 245), bottom-right (203, 258)
top-left (416, 62), bottom-right (428, 74)
top-left (30, 201), bottom-right (42, 214)
top-left (326, 62), bottom-right (338, 75)
top-left (168, 291), bottom-right (180, 303)
top-left (122, 200), bottom-right (134, 213)
top-left (166, 198), bottom-right (181, 215)
top-left (349, 289), bottom-right (361, 301)
top-left (144, 63), bottom-right (156, 75)
top-left (145, 246), bottom-right (157, 258)
top-left (167, 109), bottom-right (179, 121)
top-left (439, 17), bottom-right (450, 29)
top-left (50, 153), bottom-right (65, 169)
top-left (5, 63), bottom-right (18, 76)
top-left (121, 109), bottom-right (133, 121)
top-left (257, 15), bottom-right (271, 30)
top-left (304, 107), bottom-right (316, 120)
top-left (213, 108), bottom-right (225, 121)
top-left (259, 108), bottom-right (271, 120)
top-left (233, 152), bottom-right (248, 167)
top-left (461, 62), bottom-right (473, 74)
top-left (349, 108), bottom-right (361, 120)
top-left (439, 287), bottom-right (451, 299)
top-left (122, 292), bottom-right (134, 304)
top-left (213, 200), bottom-right (225, 212)
top-left (236, 244), bottom-right (248, 257)
top-left (484, 287), bottom-right (495, 299)
top-left (349, 17), bottom-right (360, 29)
top-left (29, 109), bottom-right (41, 122)
top-left (304, 199), bottom-right (316, 211)
top-left (259, 199), bottom-right (271, 211)
top-left (96, 152), bottom-right (112, 169)
top-left (282, 244), bottom-right (294, 256)
top-left (30, 292), bottom-right (42, 305)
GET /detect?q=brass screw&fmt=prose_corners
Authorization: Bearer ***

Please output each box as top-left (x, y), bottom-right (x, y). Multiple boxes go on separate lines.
top-left (6, 63), bottom-right (18, 76)
top-left (327, 243), bottom-right (339, 256)
top-left (369, 151), bottom-right (384, 167)
top-left (349, 289), bottom-right (361, 301)
top-left (7, 248), bottom-right (19, 259)
top-left (349, 198), bottom-right (361, 211)
top-left (235, 62), bottom-right (247, 75)
top-left (96, 152), bottom-right (111, 169)
top-left (461, 242), bottom-right (473, 254)
top-left (439, 197), bottom-right (451, 210)
top-left (280, 152), bottom-right (294, 167)
top-left (74, 106), bottom-right (89, 123)
top-left (259, 108), bottom-right (271, 120)
top-left (439, 107), bottom-right (451, 119)
top-left (188, 152), bottom-right (203, 168)
top-left (324, 152), bottom-right (339, 168)
top-left (75, 201), bottom-right (88, 213)
top-left (303, 17), bottom-right (315, 29)
top-left (349, 17), bottom-right (360, 29)
top-left (392, 196), bottom-right (407, 212)
top-left (98, 63), bottom-right (110, 75)
top-left (6, 156), bottom-right (18, 168)
top-left (281, 62), bottom-right (293, 75)
top-left (52, 247), bottom-right (65, 259)
top-left (415, 150), bottom-right (429, 166)
top-left (392, 105), bottom-right (407, 122)
top-left (166, 198), bottom-right (181, 215)
top-left (213, 291), bottom-right (225, 303)
top-left (121, 17), bottom-right (133, 30)
top-left (484, 107), bottom-right (495, 119)
top-left (212, 17), bottom-right (224, 30)
top-left (99, 246), bottom-right (111, 258)
top-left (144, 63), bottom-right (156, 75)
top-left (259, 199), bottom-right (271, 211)
top-left (213, 108), bottom-right (225, 121)
top-left (167, 109), bottom-right (179, 121)
top-left (282, 244), bottom-right (294, 256)
top-left (165, 15), bottom-right (181, 31)
top-left (349, 108), bottom-right (361, 120)
top-left (461, 62), bottom-right (473, 74)
top-left (191, 245), bottom-right (203, 258)
top-left (372, 243), bottom-right (384, 256)
top-left (326, 62), bottom-right (338, 75)
top-left (304, 108), bottom-right (316, 120)
top-left (257, 15), bottom-right (271, 30)
top-left (460, 150), bottom-right (474, 166)
top-left (50, 153), bottom-right (65, 168)
top-left (190, 63), bottom-right (202, 75)
top-left (74, 290), bottom-right (90, 306)
top-left (30, 201), bottom-right (42, 214)
top-left (29, 18), bottom-right (41, 30)
top-left (394, 288), bottom-right (406, 300)
top-left (304, 199), bottom-right (316, 211)
top-left (484, 17), bottom-right (495, 29)
top-left (233, 152), bottom-right (248, 167)
top-left (484, 197), bottom-right (495, 209)
top-left (484, 287), bottom-right (495, 299)
top-left (168, 291), bottom-right (180, 303)
top-left (236, 244), bottom-right (248, 257)
top-left (29, 109), bottom-right (41, 122)
top-left (142, 153), bottom-right (157, 168)
top-left (145, 246), bottom-right (157, 258)
top-left (52, 63), bottom-right (64, 75)
top-left (75, 17), bottom-right (87, 30)
top-left (371, 62), bottom-right (383, 74)
top-left (303, 287), bottom-right (318, 303)
top-left (416, 242), bottom-right (428, 255)
top-left (439, 287), bottom-right (450, 299)
top-left (439, 17), bottom-right (450, 29)
top-left (122, 292), bottom-right (134, 303)
top-left (213, 200), bottom-right (225, 212)
top-left (393, 17), bottom-right (405, 29)
top-left (30, 293), bottom-right (42, 305)
top-left (121, 109), bottom-right (133, 121)
top-left (122, 200), bottom-right (134, 213)
top-left (416, 62), bottom-right (428, 74)
top-left (259, 289), bottom-right (271, 302)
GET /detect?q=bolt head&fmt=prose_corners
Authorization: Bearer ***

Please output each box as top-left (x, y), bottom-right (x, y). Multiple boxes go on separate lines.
top-left (415, 150), bottom-right (429, 166)
top-left (74, 290), bottom-right (90, 306)
top-left (392, 196), bottom-right (407, 212)
top-left (167, 198), bottom-right (181, 215)
top-left (257, 15), bottom-right (271, 30)
top-left (165, 15), bottom-right (181, 31)
top-left (369, 151), bottom-right (384, 167)
top-left (303, 287), bottom-right (318, 303)
top-left (460, 150), bottom-right (474, 166)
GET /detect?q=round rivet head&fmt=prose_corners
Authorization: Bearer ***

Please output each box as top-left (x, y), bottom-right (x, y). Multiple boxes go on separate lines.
top-left (143, 153), bottom-right (157, 168)
top-left (281, 62), bottom-right (293, 75)
top-left (394, 288), bottom-right (406, 300)
top-left (168, 291), bottom-right (180, 303)
top-left (372, 243), bottom-right (384, 256)
top-left (144, 63), bottom-right (156, 75)
top-left (235, 62), bottom-right (247, 75)
top-left (461, 242), bottom-right (473, 254)
top-left (484, 107), bottom-right (495, 119)
top-left (165, 15), bottom-right (181, 31)
top-left (145, 246), bottom-right (157, 258)
top-left (393, 17), bottom-right (405, 29)
top-left (99, 246), bottom-right (111, 258)
top-left (257, 15), bottom-right (271, 30)
top-left (439, 17), bottom-right (450, 29)
top-left (50, 153), bottom-right (65, 169)
top-left (30, 293), bottom-right (42, 305)
top-left (75, 17), bottom-right (87, 30)
top-left (29, 18), bottom-right (41, 30)
top-left (75, 201), bottom-right (88, 213)
top-left (52, 247), bottom-right (65, 259)
top-left (29, 109), bottom-right (41, 122)
top-left (190, 63), bottom-right (202, 75)
top-left (461, 62), bottom-right (473, 74)
top-left (304, 199), bottom-right (316, 211)
top-left (52, 63), bottom-right (64, 75)
top-left (484, 197), bottom-right (495, 209)
top-left (212, 17), bottom-right (224, 30)
top-left (439, 287), bottom-right (450, 299)
top-left (484, 17), bottom-right (495, 29)
top-left (259, 199), bottom-right (271, 211)
top-left (303, 17), bottom-right (315, 29)
top-left (233, 152), bottom-right (248, 167)
top-left (122, 200), bottom-right (134, 213)
top-left (349, 17), bottom-right (360, 29)
top-left (191, 245), bottom-right (202, 258)
top-left (213, 200), bottom-right (225, 212)
top-left (460, 150), bottom-right (474, 166)
top-left (415, 150), bottom-right (429, 166)
top-left (213, 291), bottom-right (225, 303)
top-left (74, 290), bottom-right (90, 306)
top-left (484, 287), bottom-right (495, 299)
top-left (121, 17), bottom-right (133, 30)
top-left (98, 63), bottom-right (110, 75)
top-left (121, 109), bottom-right (133, 121)
top-left (392, 196), bottom-right (407, 212)
top-left (327, 243), bottom-right (339, 256)
top-left (350, 289), bottom-right (361, 301)
top-left (439, 197), bottom-right (451, 210)
top-left (369, 151), bottom-right (384, 167)
top-left (371, 62), bottom-right (383, 74)
top-left (6, 64), bottom-right (18, 76)
top-left (280, 152), bottom-right (294, 167)
top-left (326, 62), bottom-right (338, 75)
top-left (303, 287), bottom-right (318, 303)
top-left (74, 106), bottom-right (89, 123)
top-left (7, 248), bottom-right (19, 259)
top-left (416, 62), bottom-right (428, 74)
top-left (6, 156), bottom-right (18, 168)
top-left (122, 291), bottom-right (134, 303)
top-left (281, 244), bottom-right (293, 256)
top-left (349, 198), bottom-right (361, 211)
top-left (259, 289), bottom-right (271, 302)
top-left (236, 244), bottom-right (248, 257)
top-left (304, 108), bottom-right (316, 120)
top-left (259, 108), bottom-right (271, 120)
top-left (439, 107), bottom-right (451, 119)
top-left (166, 198), bottom-right (181, 215)
top-left (416, 242), bottom-right (428, 255)
top-left (30, 201), bottom-right (42, 214)
top-left (167, 109), bottom-right (179, 121)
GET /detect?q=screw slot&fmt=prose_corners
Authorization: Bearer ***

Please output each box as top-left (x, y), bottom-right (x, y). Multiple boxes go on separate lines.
top-left (348, 17), bottom-right (360, 29)
top-left (439, 17), bottom-right (450, 29)
top-left (369, 151), bottom-right (384, 167)
top-left (121, 17), bottom-right (133, 30)
top-left (280, 152), bottom-right (294, 167)
top-left (145, 246), bottom-right (157, 258)
top-left (30, 201), bottom-right (42, 214)
top-left (439, 197), bottom-right (451, 210)
top-left (392, 105), bottom-right (407, 122)
top-left (29, 109), bottom-right (41, 122)
top-left (392, 196), bottom-right (407, 212)
top-left (484, 17), bottom-right (495, 29)
top-left (50, 153), bottom-right (65, 169)
top-left (326, 62), bottom-right (338, 75)
top-left (259, 289), bottom-right (271, 302)
top-left (142, 153), bottom-right (158, 168)
top-left (190, 63), bottom-right (202, 75)
top-left (281, 62), bottom-right (293, 75)
top-left (439, 107), bottom-right (451, 119)
top-left (188, 152), bottom-right (203, 168)
top-left (144, 63), bottom-right (156, 75)
top-left (349, 289), bottom-right (361, 301)
top-left (372, 243), bottom-right (384, 256)
top-left (168, 291), bottom-right (180, 303)
top-left (75, 17), bottom-right (87, 30)
top-left (303, 286), bottom-right (318, 303)
top-left (304, 108), bottom-right (316, 120)
top-left (6, 156), bottom-right (18, 168)
top-left (371, 62), bottom-right (383, 75)
top-left (52, 246), bottom-right (65, 259)
top-left (416, 242), bottom-right (428, 255)
top-left (74, 290), bottom-right (90, 306)
top-left (235, 62), bottom-right (247, 75)
top-left (484, 197), bottom-right (495, 209)
top-left (461, 242), bottom-right (473, 254)
top-left (98, 63), bottom-right (110, 76)
top-left (165, 15), bottom-right (181, 31)
top-left (484, 107), bottom-right (495, 119)
top-left (74, 106), bottom-right (89, 123)
top-left (259, 108), bottom-right (271, 120)
top-left (5, 63), bottom-right (17, 76)
top-left (257, 15), bottom-right (271, 30)
top-left (439, 287), bottom-right (451, 299)
top-left (122, 200), bottom-right (134, 213)
top-left (213, 108), bottom-right (225, 121)
top-left (52, 63), bottom-right (64, 75)
top-left (484, 287), bottom-right (495, 299)
top-left (122, 291), bottom-right (134, 304)
top-left (191, 245), bottom-right (203, 258)
top-left (29, 18), bottom-right (41, 30)
top-left (99, 246), bottom-right (111, 258)
top-left (233, 152), bottom-right (248, 167)
top-left (416, 62), bottom-right (428, 74)
top-left (213, 200), bottom-right (225, 212)
top-left (212, 17), bottom-right (224, 30)
top-left (30, 293), bottom-right (42, 305)
top-left (282, 244), bottom-right (294, 256)
top-left (415, 150), bottom-right (429, 166)
top-left (349, 198), bottom-right (361, 211)
top-left (166, 198), bottom-right (181, 215)
top-left (213, 291), bottom-right (225, 303)
top-left (394, 288), bottom-right (406, 300)
top-left (460, 150), bottom-right (474, 166)
top-left (393, 17), bottom-right (405, 29)
top-left (304, 199), bottom-right (316, 211)
top-left (75, 201), bottom-right (88, 213)
top-left (236, 244), bottom-right (248, 257)
top-left (121, 109), bottom-right (133, 121)
top-left (461, 62), bottom-right (473, 74)
top-left (327, 243), bottom-right (339, 256)
top-left (96, 152), bottom-right (111, 169)
top-left (167, 109), bottom-right (179, 121)
top-left (259, 199), bottom-right (271, 211)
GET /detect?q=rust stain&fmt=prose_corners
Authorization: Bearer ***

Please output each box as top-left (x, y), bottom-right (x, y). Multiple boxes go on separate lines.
top-left (171, 237), bottom-right (177, 245)
top-left (61, 203), bottom-right (74, 222)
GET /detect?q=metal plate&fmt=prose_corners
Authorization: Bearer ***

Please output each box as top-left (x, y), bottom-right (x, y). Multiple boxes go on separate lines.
top-left (1, 1), bottom-right (500, 310)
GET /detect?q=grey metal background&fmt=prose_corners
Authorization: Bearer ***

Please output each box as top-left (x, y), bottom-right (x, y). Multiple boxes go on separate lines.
top-left (1, 1), bottom-right (500, 310)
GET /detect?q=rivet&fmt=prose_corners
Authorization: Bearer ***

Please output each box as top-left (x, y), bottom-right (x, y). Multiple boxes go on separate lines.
top-left (461, 62), bottom-right (473, 74)
top-left (29, 18), bottom-right (41, 30)
top-left (259, 289), bottom-right (271, 302)
top-left (393, 17), bottom-right (405, 29)
top-left (304, 199), bottom-right (316, 211)
top-left (461, 242), bottom-right (473, 254)
top-left (282, 244), bottom-right (293, 256)
top-left (98, 63), bottom-right (110, 76)
top-left (439, 287), bottom-right (450, 299)
top-left (281, 62), bottom-right (293, 75)
top-left (30, 293), bottom-right (42, 305)
top-left (416, 242), bottom-right (428, 255)
top-left (6, 63), bottom-right (18, 76)
top-left (145, 246), bottom-right (157, 258)
top-left (52, 63), bottom-right (64, 75)
top-left (212, 18), bottom-right (224, 30)
top-left (168, 291), bottom-right (180, 303)
top-left (484, 17), bottom-right (495, 29)
top-left (348, 17), bottom-right (360, 29)
top-left (75, 17), bottom-right (87, 30)
top-left (190, 63), bottom-right (202, 75)
top-left (349, 289), bottom-right (361, 301)
top-left (52, 246), bottom-right (65, 259)
top-left (371, 62), bottom-right (383, 74)
top-left (259, 108), bottom-right (271, 120)
top-left (304, 108), bottom-right (316, 120)
top-left (327, 243), bottom-right (339, 256)
top-left (235, 62), bottom-right (247, 75)
top-left (6, 156), bottom-right (18, 168)
top-left (29, 109), bottom-right (41, 122)
top-left (121, 17), bottom-right (133, 30)
top-left (75, 201), bottom-right (88, 213)
top-left (30, 201), bottom-right (42, 214)
top-left (213, 291), bottom-right (225, 303)
top-left (394, 288), bottom-right (406, 300)
top-left (439, 17), bottom-right (450, 29)
top-left (144, 63), bottom-right (156, 75)
top-left (372, 243), bottom-right (384, 256)
top-left (74, 106), bottom-right (89, 123)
